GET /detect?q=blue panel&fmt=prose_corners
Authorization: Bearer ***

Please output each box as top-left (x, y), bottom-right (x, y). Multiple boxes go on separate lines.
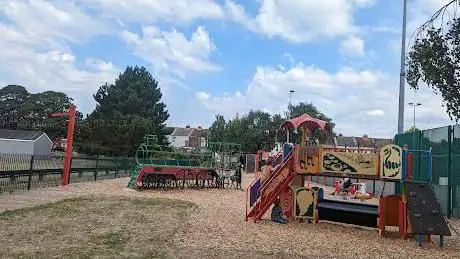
top-left (250, 179), bottom-right (261, 207)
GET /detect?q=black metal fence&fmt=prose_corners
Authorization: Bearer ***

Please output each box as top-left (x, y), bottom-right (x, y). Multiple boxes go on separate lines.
top-left (394, 125), bottom-right (460, 219)
top-left (245, 154), bottom-right (256, 174)
top-left (0, 153), bottom-right (136, 194)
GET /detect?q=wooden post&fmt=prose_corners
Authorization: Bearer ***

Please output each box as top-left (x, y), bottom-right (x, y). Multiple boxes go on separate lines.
top-left (115, 158), bottom-right (118, 178)
top-left (68, 157), bottom-right (73, 184)
top-left (49, 105), bottom-right (76, 186)
top-left (378, 197), bottom-right (385, 235)
top-left (94, 155), bottom-right (99, 181)
top-left (27, 155), bottom-right (34, 190)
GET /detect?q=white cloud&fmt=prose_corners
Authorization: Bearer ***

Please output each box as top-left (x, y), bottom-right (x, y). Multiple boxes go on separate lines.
top-left (195, 62), bottom-right (453, 137)
top-left (0, 1), bottom-right (120, 115)
top-left (371, 25), bottom-right (400, 34)
top-left (85, 58), bottom-right (117, 73)
top-left (78, 0), bottom-right (224, 24)
top-left (196, 91), bottom-right (211, 101)
top-left (350, 0), bottom-right (376, 7)
top-left (0, 0), bottom-right (224, 120)
top-left (225, 0), bottom-right (375, 43)
top-left (365, 109), bottom-right (385, 116)
top-left (121, 25), bottom-right (221, 79)
top-left (0, 0), bottom-right (112, 46)
top-left (411, 0), bottom-right (453, 14)
top-left (0, 43), bottom-right (119, 110)
top-left (339, 35), bottom-right (365, 57)
top-left (407, 0), bottom-right (454, 41)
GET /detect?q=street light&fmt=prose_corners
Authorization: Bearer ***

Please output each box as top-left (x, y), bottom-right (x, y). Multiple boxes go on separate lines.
top-left (398, 0), bottom-right (408, 134)
top-left (408, 102), bottom-right (421, 129)
top-left (289, 89), bottom-right (295, 119)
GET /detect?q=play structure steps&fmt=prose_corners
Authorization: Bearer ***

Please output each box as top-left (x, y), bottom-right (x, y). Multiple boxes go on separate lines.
top-left (127, 165), bottom-right (143, 189)
top-left (246, 150), bottom-right (295, 222)
top-left (404, 181), bottom-right (451, 241)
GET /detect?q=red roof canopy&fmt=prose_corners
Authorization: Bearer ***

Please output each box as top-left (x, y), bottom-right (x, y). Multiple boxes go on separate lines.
top-left (280, 114), bottom-right (330, 132)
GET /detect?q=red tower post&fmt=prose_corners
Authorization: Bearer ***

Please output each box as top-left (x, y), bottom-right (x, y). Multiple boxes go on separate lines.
top-left (49, 105), bottom-right (76, 186)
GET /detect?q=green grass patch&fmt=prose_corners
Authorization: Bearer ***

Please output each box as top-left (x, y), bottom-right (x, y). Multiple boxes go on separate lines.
top-left (0, 196), bottom-right (196, 258)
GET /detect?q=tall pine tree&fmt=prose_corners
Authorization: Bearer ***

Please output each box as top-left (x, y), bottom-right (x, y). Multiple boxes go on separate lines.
top-left (78, 66), bottom-right (170, 156)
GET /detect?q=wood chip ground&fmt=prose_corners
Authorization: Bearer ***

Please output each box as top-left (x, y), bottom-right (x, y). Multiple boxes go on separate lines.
top-left (1, 174), bottom-right (459, 258)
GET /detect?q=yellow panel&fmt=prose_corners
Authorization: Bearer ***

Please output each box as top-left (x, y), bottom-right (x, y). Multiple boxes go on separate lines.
top-left (296, 145), bottom-right (320, 173)
top-left (293, 187), bottom-right (315, 219)
top-left (321, 151), bottom-right (377, 175)
top-left (379, 144), bottom-right (403, 180)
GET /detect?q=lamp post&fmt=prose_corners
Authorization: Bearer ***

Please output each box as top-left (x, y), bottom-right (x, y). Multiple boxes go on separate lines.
top-left (408, 102), bottom-right (421, 129)
top-left (398, 0), bottom-right (408, 134)
top-left (289, 89), bottom-right (295, 119)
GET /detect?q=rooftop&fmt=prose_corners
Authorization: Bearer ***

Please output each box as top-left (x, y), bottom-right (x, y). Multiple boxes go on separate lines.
top-left (0, 129), bottom-right (45, 140)
top-left (334, 135), bottom-right (392, 148)
top-left (169, 127), bottom-right (195, 137)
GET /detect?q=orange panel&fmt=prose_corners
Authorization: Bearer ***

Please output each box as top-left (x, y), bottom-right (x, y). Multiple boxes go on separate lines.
top-left (382, 195), bottom-right (401, 226)
top-left (296, 145), bottom-right (321, 173)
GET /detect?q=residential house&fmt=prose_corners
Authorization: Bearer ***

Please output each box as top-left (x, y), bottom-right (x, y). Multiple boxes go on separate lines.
top-left (167, 126), bottom-right (195, 148)
top-left (188, 126), bottom-right (210, 150)
top-left (0, 129), bottom-right (52, 156)
top-left (334, 134), bottom-right (393, 150)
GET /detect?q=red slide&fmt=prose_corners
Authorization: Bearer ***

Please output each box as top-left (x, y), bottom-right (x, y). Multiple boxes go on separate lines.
top-left (246, 151), bottom-right (295, 222)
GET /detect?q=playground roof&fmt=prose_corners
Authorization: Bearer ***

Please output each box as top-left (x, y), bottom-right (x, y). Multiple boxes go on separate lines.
top-left (279, 114), bottom-right (330, 132)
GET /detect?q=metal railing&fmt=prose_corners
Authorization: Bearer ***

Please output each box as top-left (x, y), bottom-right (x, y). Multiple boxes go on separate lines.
top-left (0, 153), bottom-right (136, 194)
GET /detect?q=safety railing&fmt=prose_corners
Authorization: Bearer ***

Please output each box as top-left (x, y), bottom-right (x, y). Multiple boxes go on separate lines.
top-left (0, 153), bottom-right (136, 194)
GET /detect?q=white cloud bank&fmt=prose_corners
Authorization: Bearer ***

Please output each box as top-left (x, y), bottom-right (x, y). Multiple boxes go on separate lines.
top-left (225, 0), bottom-right (376, 43)
top-left (196, 62), bottom-right (453, 138)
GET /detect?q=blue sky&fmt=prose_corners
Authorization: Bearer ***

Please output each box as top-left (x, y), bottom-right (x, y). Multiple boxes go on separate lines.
top-left (0, 0), bottom-right (455, 138)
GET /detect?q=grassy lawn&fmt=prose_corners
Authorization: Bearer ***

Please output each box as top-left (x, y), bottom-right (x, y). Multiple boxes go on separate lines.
top-left (0, 197), bottom-right (197, 258)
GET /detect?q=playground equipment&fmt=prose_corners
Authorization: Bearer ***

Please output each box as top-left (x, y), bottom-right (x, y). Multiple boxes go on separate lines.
top-left (128, 135), bottom-right (243, 189)
top-left (48, 105), bottom-right (76, 186)
top-left (254, 149), bottom-right (283, 176)
top-left (245, 114), bottom-right (451, 247)
top-left (128, 135), bottom-right (219, 189)
top-left (208, 141), bottom-right (243, 189)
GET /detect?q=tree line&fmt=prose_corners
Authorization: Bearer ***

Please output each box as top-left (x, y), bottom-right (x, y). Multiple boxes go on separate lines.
top-left (209, 102), bottom-right (335, 154)
top-left (1, 66), bottom-right (170, 157)
top-left (1, 65), bottom-right (336, 157)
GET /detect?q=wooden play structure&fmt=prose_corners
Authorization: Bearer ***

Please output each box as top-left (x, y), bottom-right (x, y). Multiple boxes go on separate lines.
top-left (245, 114), bottom-right (451, 247)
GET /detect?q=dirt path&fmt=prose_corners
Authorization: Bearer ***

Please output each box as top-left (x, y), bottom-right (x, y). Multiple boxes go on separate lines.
top-left (1, 175), bottom-right (460, 258)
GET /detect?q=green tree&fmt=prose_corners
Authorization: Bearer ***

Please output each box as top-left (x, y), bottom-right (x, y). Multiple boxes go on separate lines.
top-left (289, 102), bottom-right (333, 125)
top-left (407, 15), bottom-right (460, 121)
top-left (221, 110), bottom-right (273, 153)
top-left (405, 126), bottom-right (421, 133)
top-left (269, 113), bottom-right (285, 145)
top-left (18, 91), bottom-right (82, 140)
top-left (208, 102), bottom-right (334, 153)
top-left (224, 114), bottom-right (244, 144)
top-left (209, 114), bottom-right (227, 142)
top-left (0, 85), bottom-right (29, 128)
top-left (78, 66), bottom-right (170, 156)
top-left (287, 102), bottom-right (334, 144)
top-left (0, 85), bottom-right (81, 140)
